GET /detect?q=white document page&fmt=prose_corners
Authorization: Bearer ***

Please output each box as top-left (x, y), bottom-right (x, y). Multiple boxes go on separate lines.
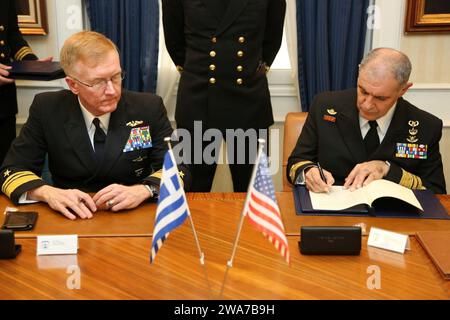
top-left (309, 180), bottom-right (423, 211)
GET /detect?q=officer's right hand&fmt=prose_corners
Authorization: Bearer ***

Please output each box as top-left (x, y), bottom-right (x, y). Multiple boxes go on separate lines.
top-left (305, 167), bottom-right (335, 193)
top-left (0, 63), bottom-right (14, 86)
top-left (28, 185), bottom-right (97, 220)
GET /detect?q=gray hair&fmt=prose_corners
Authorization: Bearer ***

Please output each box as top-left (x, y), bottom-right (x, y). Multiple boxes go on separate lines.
top-left (359, 48), bottom-right (412, 86)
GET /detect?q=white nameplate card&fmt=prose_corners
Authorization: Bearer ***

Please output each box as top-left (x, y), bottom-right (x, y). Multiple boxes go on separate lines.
top-left (37, 235), bottom-right (78, 256)
top-left (368, 227), bottom-right (410, 254)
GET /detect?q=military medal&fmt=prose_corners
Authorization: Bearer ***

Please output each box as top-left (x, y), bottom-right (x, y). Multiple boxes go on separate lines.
top-left (407, 120), bottom-right (419, 143)
top-left (126, 120), bottom-right (144, 127)
top-left (396, 143), bottom-right (427, 159)
top-left (323, 108), bottom-right (337, 123)
top-left (123, 126), bottom-right (153, 152)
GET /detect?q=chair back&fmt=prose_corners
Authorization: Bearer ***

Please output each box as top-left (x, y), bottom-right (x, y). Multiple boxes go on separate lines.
top-left (282, 112), bottom-right (308, 191)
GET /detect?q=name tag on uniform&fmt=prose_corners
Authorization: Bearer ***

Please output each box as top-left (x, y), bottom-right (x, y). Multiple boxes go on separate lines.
top-left (123, 126), bottom-right (153, 152)
top-left (395, 143), bottom-right (427, 159)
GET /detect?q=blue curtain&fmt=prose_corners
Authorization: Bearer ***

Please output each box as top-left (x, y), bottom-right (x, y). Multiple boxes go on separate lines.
top-left (86, 0), bottom-right (159, 93)
top-left (296, 0), bottom-right (369, 111)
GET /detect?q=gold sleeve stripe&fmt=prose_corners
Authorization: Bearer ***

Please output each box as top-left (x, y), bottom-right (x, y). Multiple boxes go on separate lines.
top-left (14, 46), bottom-right (34, 61)
top-left (2, 171), bottom-right (42, 197)
top-left (149, 169), bottom-right (163, 180)
top-left (289, 161), bottom-right (314, 183)
top-left (149, 169), bottom-right (185, 187)
top-left (399, 169), bottom-right (425, 190)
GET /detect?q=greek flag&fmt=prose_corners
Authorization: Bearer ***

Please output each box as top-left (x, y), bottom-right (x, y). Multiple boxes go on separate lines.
top-left (150, 150), bottom-right (189, 263)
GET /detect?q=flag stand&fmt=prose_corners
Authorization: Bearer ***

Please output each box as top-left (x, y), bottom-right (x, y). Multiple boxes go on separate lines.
top-left (165, 138), bottom-right (205, 265)
top-left (226, 139), bottom-right (266, 268)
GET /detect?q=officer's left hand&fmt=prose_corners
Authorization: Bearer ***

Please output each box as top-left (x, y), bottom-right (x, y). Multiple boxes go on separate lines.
top-left (0, 63), bottom-right (14, 86)
top-left (93, 184), bottom-right (152, 212)
top-left (344, 160), bottom-right (390, 191)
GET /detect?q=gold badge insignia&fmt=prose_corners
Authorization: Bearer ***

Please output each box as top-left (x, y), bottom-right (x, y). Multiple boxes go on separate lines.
top-left (126, 121), bottom-right (144, 127)
top-left (3, 169), bottom-right (11, 177)
top-left (407, 120), bottom-right (419, 143)
top-left (327, 109), bottom-right (337, 115)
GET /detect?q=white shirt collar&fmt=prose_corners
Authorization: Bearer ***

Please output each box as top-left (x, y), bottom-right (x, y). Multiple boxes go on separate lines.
top-left (78, 97), bottom-right (111, 133)
top-left (359, 101), bottom-right (397, 137)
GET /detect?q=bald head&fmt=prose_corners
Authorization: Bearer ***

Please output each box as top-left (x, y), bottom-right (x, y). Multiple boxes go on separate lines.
top-left (359, 48), bottom-right (412, 87)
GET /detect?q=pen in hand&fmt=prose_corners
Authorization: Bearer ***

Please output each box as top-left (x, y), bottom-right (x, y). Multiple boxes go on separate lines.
top-left (317, 162), bottom-right (327, 184)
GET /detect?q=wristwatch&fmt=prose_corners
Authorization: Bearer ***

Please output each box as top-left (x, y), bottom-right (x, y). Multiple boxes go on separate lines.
top-left (144, 184), bottom-right (159, 199)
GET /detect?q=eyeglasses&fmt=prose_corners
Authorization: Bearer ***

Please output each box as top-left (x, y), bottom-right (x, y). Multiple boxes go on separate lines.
top-left (70, 71), bottom-right (125, 91)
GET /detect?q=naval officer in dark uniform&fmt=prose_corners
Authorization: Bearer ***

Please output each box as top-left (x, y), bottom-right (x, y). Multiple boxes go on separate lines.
top-left (0, 0), bottom-right (39, 164)
top-left (162, 0), bottom-right (286, 192)
top-left (287, 48), bottom-right (446, 194)
top-left (1, 31), bottom-right (191, 220)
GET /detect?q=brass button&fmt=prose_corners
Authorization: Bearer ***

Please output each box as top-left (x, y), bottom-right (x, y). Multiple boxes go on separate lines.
top-left (209, 78), bottom-right (216, 84)
top-left (0, 26), bottom-right (4, 31)
top-left (236, 65), bottom-right (243, 72)
top-left (209, 64), bottom-right (216, 71)
top-left (238, 36), bottom-right (245, 43)
top-left (236, 78), bottom-right (243, 85)
top-left (210, 51), bottom-right (216, 58)
top-left (0, 40), bottom-right (4, 46)
top-left (0, 53), bottom-right (5, 58)
top-left (211, 37), bottom-right (217, 43)
top-left (237, 51), bottom-right (244, 58)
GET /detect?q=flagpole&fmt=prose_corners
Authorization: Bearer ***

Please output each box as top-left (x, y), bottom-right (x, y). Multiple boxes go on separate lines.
top-left (165, 137), bottom-right (205, 265)
top-left (226, 139), bottom-right (266, 268)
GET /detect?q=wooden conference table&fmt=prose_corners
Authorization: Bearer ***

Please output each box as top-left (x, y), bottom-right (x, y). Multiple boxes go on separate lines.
top-left (0, 193), bottom-right (449, 300)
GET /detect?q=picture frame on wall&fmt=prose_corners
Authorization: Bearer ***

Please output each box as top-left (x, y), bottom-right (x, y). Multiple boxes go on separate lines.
top-left (16, 0), bottom-right (48, 35)
top-left (405, 0), bottom-right (450, 33)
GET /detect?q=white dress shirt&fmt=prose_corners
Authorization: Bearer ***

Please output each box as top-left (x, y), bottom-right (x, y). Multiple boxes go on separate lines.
top-left (78, 98), bottom-right (111, 151)
top-left (359, 102), bottom-right (397, 143)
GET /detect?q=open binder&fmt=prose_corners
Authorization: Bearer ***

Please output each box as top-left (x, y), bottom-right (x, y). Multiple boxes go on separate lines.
top-left (293, 185), bottom-right (450, 220)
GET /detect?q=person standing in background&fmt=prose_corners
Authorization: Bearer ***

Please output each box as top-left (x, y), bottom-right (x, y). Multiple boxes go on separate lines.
top-left (0, 0), bottom-right (42, 164)
top-left (162, 0), bottom-right (286, 192)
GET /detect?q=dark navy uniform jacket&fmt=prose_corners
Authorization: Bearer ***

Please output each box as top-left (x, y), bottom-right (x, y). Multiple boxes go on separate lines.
top-left (287, 89), bottom-right (446, 194)
top-left (0, 90), bottom-right (192, 204)
top-left (162, 0), bottom-right (286, 131)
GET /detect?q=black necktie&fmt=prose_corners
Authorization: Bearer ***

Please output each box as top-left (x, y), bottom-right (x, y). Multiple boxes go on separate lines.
top-left (364, 120), bottom-right (380, 156)
top-left (93, 118), bottom-right (106, 162)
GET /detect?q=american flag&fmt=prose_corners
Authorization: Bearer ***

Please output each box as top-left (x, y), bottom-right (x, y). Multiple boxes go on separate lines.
top-left (244, 151), bottom-right (290, 263)
top-left (150, 150), bottom-right (189, 263)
